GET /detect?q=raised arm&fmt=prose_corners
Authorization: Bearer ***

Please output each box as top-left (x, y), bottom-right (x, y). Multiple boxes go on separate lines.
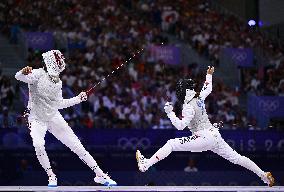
top-left (164, 102), bottom-right (195, 130)
top-left (15, 66), bottom-right (42, 84)
top-left (199, 66), bottom-right (214, 101)
top-left (57, 90), bottom-right (87, 110)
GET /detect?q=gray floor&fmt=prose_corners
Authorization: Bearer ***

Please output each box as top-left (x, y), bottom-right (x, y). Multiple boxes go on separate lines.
top-left (0, 186), bottom-right (283, 192)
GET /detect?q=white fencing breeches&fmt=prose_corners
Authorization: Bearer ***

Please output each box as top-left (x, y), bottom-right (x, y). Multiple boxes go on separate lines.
top-left (28, 112), bottom-right (104, 177)
top-left (148, 127), bottom-right (265, 179)
top-left (211, 132), bottom-right (265, 178)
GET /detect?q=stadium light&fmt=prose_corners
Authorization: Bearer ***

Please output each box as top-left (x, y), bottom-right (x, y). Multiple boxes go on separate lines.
top-left (248, 20), bottom-right (256, 26)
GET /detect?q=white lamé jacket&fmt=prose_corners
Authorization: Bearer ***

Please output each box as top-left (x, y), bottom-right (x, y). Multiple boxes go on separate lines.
top-left (15, 68), bottom-right (81, 121)
top-left (167, 74), bottom-right (213, 133)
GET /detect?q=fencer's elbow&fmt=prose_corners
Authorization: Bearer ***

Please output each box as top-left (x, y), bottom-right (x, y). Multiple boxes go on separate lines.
top-left (208, 87), bottom-right (212, 93)
top-left (57, 103), bottom-right (70, 110)
top-left (175, 125), bottom-right (185, 130)
top-left (203, 89), bottom-right (212, 98)
top-left (15, 72), bottom-right (20, 81)
top-left (57, 104), bottom-right (71, 110)
top-left (56, 101), bottom-right (65, 110)
top-left (15, 71), bottom-right (27, 82)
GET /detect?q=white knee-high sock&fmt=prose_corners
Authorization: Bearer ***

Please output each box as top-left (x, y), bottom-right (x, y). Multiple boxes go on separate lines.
top-left (147, 141), bottom-right (173, 167)
top-left (237, 156), bottom-right (265, 178)
top-left (215, 139), bottom-right (266, 179)
top-left (79, 151), bottom-right (104, 176)
top-left (35, 147), bottom-right (55, 177)
top-left (67, 138), bottom-right (105, 177)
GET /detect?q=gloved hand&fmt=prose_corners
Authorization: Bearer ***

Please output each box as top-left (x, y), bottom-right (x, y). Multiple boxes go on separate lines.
top-left (207, 66), bottom-right (214, 75)
top-left (164, 102), bottom-right (174, 114)
top-left (21, 66), bottom-right (32, 75)
top-left (78, 92), bottom-right (88, 102)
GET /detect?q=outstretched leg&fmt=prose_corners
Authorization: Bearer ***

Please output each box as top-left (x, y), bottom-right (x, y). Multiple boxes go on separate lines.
top-left (211, 137), bottom-right (274, 186)
top-left (29, 119), bottom-right (57, 186)
top-left (137, 133), bottom-right (214, 172)
top-left (48, 113), bottom-right (116, 186)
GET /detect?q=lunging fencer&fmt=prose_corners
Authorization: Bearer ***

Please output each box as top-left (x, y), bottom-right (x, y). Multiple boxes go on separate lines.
top-left (136, 66), bottom-right (274, 187)
top-left (15, 50), bottom-right (116, 187)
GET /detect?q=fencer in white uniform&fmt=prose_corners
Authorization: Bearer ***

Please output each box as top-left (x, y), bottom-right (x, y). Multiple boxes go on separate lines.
top-left (15, 50), bottom-right (116, 187)
top-left (136, 66), bottom-right (274, 187)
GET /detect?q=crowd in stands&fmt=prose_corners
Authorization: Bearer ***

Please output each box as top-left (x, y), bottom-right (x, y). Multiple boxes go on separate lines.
top-left (165, 0), bottom-right (284, 96)
top-left (0, 0), bottom-right (283, 131)
top-left (0, 68), bottom-right (17, 129)
top-left (0, 70), bottom-right (15, 107)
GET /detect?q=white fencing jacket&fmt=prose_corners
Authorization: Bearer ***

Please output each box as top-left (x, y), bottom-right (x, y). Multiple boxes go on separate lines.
top-left (167, 74), bottom-right (213, 132)
top-left (15, 68), bottom-right (81, 121)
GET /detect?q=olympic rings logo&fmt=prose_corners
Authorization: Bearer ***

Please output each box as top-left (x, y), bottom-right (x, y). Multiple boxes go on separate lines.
top-left (232, 52), bottom-right (247, 62)
top-left (117, 137), bottom-right (151, 150)
top-left (258, 100), bottom-right (279, 113)
top-left (28, 35), bottom-right (48, 44)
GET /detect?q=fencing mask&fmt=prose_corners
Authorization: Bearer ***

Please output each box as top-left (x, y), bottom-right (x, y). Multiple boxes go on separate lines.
top-left (176, 78), bottom-right (196, 103)
top-left (42, 50), bottom-right (66, 77)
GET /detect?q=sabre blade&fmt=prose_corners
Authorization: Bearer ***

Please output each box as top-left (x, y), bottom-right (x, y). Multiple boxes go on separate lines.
top-left (85, 47), bottom-right (145, 96)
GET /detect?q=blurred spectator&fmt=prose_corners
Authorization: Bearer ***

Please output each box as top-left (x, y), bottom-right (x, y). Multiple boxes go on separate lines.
top-left (0, 75), bottom-right (15, 107)
top-left (0, 69), bottom-right (3, 82)
top-left (10, 23), bottom-right (19, 44)
top-left (19, 159), bottom-right (32, 172)
top-left (278, 80), bottom-right (284, 96)
top-left (2, 131), bottom-right (20, 149)
top-left (81, 112), bottom-right (94, 129)
top-left (1, 0), bottom-right (283, 131)
top-left (184, 159), bottom-right (198, 173)
top-left (0, 107), bottom-right (14, 128)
